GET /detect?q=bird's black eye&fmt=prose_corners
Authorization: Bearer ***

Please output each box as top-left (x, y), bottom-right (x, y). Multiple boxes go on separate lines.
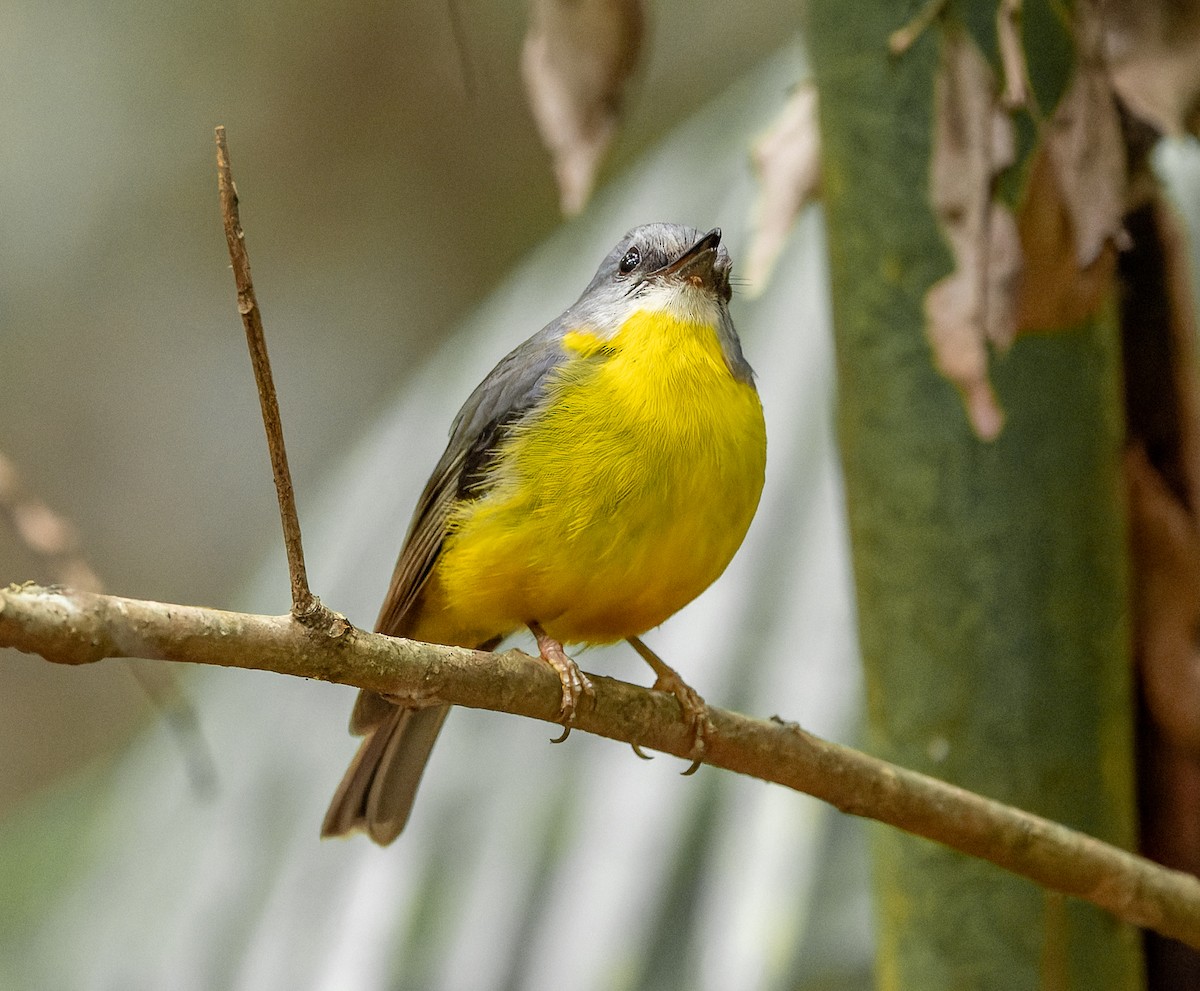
top-left (618, 246), bottom-right (641, 275)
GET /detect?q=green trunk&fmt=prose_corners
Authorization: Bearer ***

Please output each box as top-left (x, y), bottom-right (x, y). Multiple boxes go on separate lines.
top-left (806, 3), bottom-right (1144, 989)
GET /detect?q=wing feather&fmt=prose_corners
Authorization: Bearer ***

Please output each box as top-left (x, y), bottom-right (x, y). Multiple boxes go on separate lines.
top-left (372, 321), bottom-right (571, 638)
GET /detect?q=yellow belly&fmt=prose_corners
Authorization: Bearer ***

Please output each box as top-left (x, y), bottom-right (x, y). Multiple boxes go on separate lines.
top-left (411, 309), bottom-right (766, 647)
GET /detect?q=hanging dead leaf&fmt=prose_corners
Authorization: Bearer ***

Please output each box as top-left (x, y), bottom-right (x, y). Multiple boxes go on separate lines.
top-left (1015, 141), bottom-right (1116, 333)
top-left (1045, 60), bottom-right (1128, 268)
top-left (1101, 0), bottom-right (1200, 137)
top-left (1124, 204), bottom-right (1200, 727)
top-left (1127, 443), bottom-right (1200, 754)
top-left (1123, 199), bottom-right (1200, 985)
top-left (925, 202), bottom-right (1020, 441)
top-left (12, 501), bottom-right (75, 556)
top-left (1013, 3), bottom-right (1129, 334)
top-left (744, 83), bottom-right (821, 296)
top-left (520, 0), bottom-right (643, 216)
top-left (0, 455), bottom-right (101, 591)
top-left (923, 26), bottom-right (1020, 441)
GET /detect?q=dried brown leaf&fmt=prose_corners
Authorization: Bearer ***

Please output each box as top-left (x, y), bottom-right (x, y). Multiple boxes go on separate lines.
top-left (1013, 4), bottom-right (1130, 334)
top-left (1102, 0), bottom-right (1200, 137)
top-left (924, 204), bottom-right (1019, 442)
top-left (1126, 200), bottom-right (1200, 755)
top-left (1046, 61), bottom-right (1128, 268)
top-left (520, 0), bottom-right (643, 216)
top-left (12, 501), bottom-right (76, 556)
top-left (1125, 206), bottom-right (1200, 935)
top-left (923, 27), bottom-right (1020, 441)
top-left (1015, 141), bottom-right (1116, 333)
top-left (0, 451), bottom-right (96, 588)
top-left (1127, 443), bottom-right (1200, 753)
top-left (744, 83), bottom-right (821, 296)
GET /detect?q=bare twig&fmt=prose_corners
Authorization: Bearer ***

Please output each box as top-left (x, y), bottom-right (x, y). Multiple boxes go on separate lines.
top-left (888, 0), bottom-right (948, 56)
top-left (3, 580), bottom-right (1200, 949)
top-left (445, 0), bottom-right (477, 98)
top-left (214, 126), bottom-right (326, 623)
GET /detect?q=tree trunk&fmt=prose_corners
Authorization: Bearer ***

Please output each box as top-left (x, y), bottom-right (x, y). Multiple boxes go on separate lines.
top-left (807, 2), bottom-right (1145, 987)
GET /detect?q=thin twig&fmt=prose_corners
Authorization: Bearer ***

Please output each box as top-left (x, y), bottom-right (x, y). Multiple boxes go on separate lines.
top-left (888, 0), bottom-right (948, 56)
top-left (3, 580), bottom-right (1200, 950)
top-left (214, 126), bottom-right (317, 620)
top-left (445, 0), bottom-right (477, 98)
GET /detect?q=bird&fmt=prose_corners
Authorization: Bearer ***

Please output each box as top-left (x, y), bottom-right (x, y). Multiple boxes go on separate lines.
top-left (322, 223), bottom-right (767, 844)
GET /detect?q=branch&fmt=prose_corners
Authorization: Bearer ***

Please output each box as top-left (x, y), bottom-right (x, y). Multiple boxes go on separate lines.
top-left (215, 126), bottom-right (328, 625)
top-left (4, 581), bottom-right (1200, 948)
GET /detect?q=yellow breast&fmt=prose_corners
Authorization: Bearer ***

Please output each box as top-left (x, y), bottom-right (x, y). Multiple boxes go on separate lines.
top-left (414, 309), bottom-right (766, 647)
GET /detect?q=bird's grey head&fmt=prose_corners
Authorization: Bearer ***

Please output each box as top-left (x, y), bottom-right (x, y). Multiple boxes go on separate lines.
top-left (569, 223), bottom-right (752, 382)
top-left (582, 223), bottom-right (733, 304)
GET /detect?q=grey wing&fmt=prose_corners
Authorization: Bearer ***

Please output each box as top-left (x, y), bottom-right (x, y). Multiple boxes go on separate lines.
top-left (373, 320), bottom-right (570, 638)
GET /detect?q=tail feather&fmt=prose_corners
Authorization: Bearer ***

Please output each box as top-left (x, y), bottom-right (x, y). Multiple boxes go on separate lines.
top-left (321, 699), bottom-right (451, 844)
top-left (348, 687), bottom-right (398, 736)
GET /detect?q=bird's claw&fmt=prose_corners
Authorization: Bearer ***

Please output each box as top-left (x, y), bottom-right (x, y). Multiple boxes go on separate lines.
top-left (652, 669), bottom-right (713, 772)
top-left (627, 636), bottom-right (712, 772)
top-left (531, 622), bottom-right (595, 743)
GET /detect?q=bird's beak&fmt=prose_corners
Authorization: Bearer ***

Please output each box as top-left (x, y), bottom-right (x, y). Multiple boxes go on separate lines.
top-left (661, 228), bottom-right (722, 284)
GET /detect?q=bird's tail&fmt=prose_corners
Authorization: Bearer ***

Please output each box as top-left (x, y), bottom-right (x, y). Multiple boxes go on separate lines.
top-left (320, 693), bottom-right (451, 845)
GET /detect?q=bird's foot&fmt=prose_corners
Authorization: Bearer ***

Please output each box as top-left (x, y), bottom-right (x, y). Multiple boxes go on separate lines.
top-left (628, 636), bottom-right (713, 774)
top-left (530, 622), bottom-right (595, 742)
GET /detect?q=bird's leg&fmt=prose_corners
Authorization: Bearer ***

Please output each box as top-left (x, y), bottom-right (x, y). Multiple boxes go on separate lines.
top-left (529, 621), bottom-right (595, 742)
top-left (628, 636), bottom-right (712, 773)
